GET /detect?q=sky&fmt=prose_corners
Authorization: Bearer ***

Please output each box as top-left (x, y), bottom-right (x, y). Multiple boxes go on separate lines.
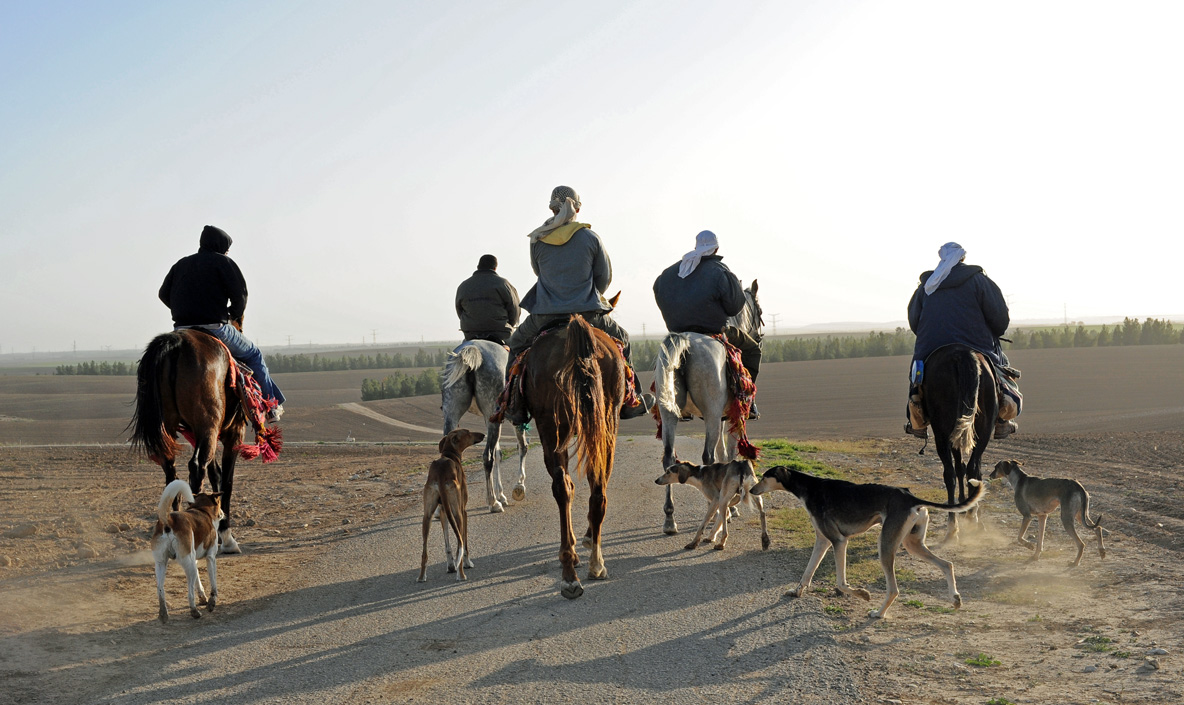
top-left (2, 0), bottom-right (1182, 354)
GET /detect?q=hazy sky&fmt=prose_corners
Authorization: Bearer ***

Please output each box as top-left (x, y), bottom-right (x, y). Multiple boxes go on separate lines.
top-left (3, 0), bottom-right (1182, 353)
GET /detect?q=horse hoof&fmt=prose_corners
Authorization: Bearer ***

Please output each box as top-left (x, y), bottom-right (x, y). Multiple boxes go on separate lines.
top-left (207, 597), bottom-right (216, 612)
top-left (220, 533), bottom-right (241, 554)
top-left (158, 609), bottom-right (169, 624)
top-left (512, 486), bottom-right (526, 502)
top-left (588, 566), bottom-right (607, 581)
top-left (190, 609), bottom-right (202, 619)
top-left (561, 581), bottom-right (584, 599)
top-left (416, 576), bottom-right (427, 583)
top-left (581, 536), bottom-right (594, 550)
top-left (663, 520), bottom-right (679, 535)
top-left (713, 543), bottom-right (726, 551)
top-left (761, 534), bottom-right (771, 551)
top-left (447, 565), bottom-right (457, 573)
top-left (497, 494), bottom-right (509, 506)
top-left (490, 502), bottom-right (505, 514)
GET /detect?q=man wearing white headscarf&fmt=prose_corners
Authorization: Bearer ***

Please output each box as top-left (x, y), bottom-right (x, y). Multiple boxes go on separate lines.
top-left (503, 186), bottom-right (654, 424)
top-left (905, 242), bottom-right (1019, 439)
top-left (653, 230), bottom-right (764, 418)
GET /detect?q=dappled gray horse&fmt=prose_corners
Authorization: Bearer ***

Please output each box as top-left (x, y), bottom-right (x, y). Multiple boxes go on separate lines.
top-left (441, 340), bottom-right (529, 513)
top-left (653, 282), bottom-right (762, 534)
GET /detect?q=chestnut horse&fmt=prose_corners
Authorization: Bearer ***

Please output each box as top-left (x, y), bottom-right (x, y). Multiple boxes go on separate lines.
top-left (921, 344), bottom-right (998, 543)
top-left (129, 328), bottom-right (250, 553)
top-left (521, 315), bottom-right (625, 599)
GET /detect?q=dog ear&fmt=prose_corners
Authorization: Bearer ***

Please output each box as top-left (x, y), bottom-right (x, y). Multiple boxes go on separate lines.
top-left (438, 435), bottom-right (449, 454)
top-left (678, 463), bottom-right (692, 483)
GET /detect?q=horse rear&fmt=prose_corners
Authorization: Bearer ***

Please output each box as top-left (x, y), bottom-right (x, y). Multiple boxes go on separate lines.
top-left (130, 329), bottom-right (248, 552)
top-left (440, 339), bottom-right (529, 512)
top-left (922, 345), bottom-right (998, 542)
top-left (524, 315), bottom-right (624, 599)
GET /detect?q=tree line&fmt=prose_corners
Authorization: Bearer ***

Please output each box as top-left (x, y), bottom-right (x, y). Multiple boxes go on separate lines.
top-left (360, 370), bottom-right (442, 401)
top-left (265, 348), bottom-right (450, 373)
top-left (54, 361), bottom-right (138, 375)
top-left (1006, 318), bottom-right (1180, 349)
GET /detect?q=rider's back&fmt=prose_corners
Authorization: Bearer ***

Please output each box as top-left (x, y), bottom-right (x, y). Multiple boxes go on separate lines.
top-left (908, 263), bottom-right (1009, 364)
top-left (653, 255), bottom-right (745, 334)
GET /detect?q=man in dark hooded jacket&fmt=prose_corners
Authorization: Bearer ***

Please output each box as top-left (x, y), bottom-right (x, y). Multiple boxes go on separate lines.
top-left (653, 230), bottom-right (763, 418)
top-left (159, 225), bottom-right (286, 422)
top-left (455, 254), bottom-right (520, 345)
top-left (905, 242), bottom-right (1018, 440)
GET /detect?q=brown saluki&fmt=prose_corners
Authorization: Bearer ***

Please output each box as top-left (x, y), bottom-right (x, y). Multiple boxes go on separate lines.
top-left (130, 327), bottom-right (254, 552)
top-left (521, 315), bottom-right (625, 599)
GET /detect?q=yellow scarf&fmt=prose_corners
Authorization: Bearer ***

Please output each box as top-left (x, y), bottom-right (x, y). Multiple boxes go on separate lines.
top-left (537, 222), bottom-right (590, 245)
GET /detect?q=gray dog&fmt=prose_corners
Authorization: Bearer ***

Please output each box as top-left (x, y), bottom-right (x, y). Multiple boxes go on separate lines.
top-left (989, 459), bottom-right (1105, 567)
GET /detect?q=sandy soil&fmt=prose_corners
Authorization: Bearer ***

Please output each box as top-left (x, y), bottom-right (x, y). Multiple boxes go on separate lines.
top-left (1, 432), bottom-right (1181, 704)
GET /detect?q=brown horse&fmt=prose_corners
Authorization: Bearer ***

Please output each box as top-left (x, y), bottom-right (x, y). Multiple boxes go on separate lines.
top-left (522, 315), bottom-right (626, 599)
top-left (129, 328), bottom-right (253, 553)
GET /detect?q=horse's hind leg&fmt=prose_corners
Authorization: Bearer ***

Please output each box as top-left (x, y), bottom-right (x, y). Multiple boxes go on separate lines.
top-left (660, 409), bottom-right (680, 535)
top-left (512, 423), bottom-right (529, 502)
top-left (548, 454), bottom-right (582, 598)
top-left (483, 420), bottom-right (506, 513)
top-left (218, 441), bottom-right (241, 554)
top-left (585, 462), bottom-right (610, 581)
top-left (936, 442), bottom-right (960, 544)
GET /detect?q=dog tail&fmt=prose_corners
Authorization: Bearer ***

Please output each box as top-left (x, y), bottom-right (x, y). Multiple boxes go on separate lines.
top-left (1080, 491), bottom-right (1103, 529)
top-left (654, 333), bottom-right (691, 415)
top-left (441, 344), bottom-right (484, 389)
top-left (911, 477), bottom-right (987, 514)
top-left (738, 460), bottom-right (758, 510)
top-left (157, 479), bottom-right (195, 526)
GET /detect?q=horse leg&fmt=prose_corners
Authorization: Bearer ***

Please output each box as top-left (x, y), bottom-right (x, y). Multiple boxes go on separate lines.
top-left (218, 440), bottom-right (241, 554)
top-left (548, 446), bottom-right (582, 598)
top-left (483, 419), bottom-right (506, 513)
top-left (660, 407), bottom-right (680, 535)
top-left (585, 450), bottom-right (611, 580)
top-left (936, 441), bottom-right (960, 544)
top-left (512, 423), bottom-right (529, 502)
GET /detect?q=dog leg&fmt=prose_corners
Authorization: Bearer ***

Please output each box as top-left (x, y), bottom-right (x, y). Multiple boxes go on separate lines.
top-left (713, 499), bottom-right (732, 551)
top-left (155, 559), bottom-right (169, 623)
top-left (833, 538), bottom-right (872, 602)
top-left (1031, 515), bottom-right (1048, 562)
top-left (179, 553), bottom-right (203, 619)
top-left (440, 508), bottom-right (457, 573)
top-left (901, 510), bottom-right (962, 610)
top-left (755, 494), bottom-right (770, 551)
top-left (206, 553), bottom-right (217, 612)
top-left (1016, 515), bottom-right (1036, 550)
top-left (685, 502), bottom-right (717, 550)
top-left (418, 500), bottom-right (434, 582)
top-left (1063, 503), bottom-right (1086, 568)
top-left (788, 532), bottom-right (831, 598)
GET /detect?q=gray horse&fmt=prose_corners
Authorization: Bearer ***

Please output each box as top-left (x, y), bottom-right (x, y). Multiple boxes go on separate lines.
top-left (653, 281), bottom-right (763, 534)
top-left (441, 340), bottom-right (529, 513)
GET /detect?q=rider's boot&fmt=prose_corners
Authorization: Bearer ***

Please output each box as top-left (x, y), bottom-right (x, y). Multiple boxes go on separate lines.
top-left (994, 419), bottom-right (1018, 440)
top-left (621, 378), bottom-right (655, 420)
top-left (501, 372), bottom-right (530, 426)
top-left (747, 399), bottom-right (760, 420)
top-left (905, 395), bottom-right (928, 439)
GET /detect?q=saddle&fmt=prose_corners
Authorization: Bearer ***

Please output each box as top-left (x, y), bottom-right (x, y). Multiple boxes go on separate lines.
top-left (911, 346), bottom-right (1022, 417)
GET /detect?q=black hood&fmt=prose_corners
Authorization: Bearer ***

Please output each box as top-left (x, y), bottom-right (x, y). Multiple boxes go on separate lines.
top-left (199, 225), bottom-right (232, 254)
top-left (919, 262), bottom-right (983, 292)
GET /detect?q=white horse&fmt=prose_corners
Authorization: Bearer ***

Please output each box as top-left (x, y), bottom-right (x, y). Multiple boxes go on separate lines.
top-left (653, 281), bottom-right (762, 534)
top-left (441, 339), bottom-right (530, 513)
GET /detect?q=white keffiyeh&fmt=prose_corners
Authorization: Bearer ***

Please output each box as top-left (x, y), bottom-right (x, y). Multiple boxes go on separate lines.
top-left (678, 230), bottom-right (720, 278)
top-left (527, 197), bottom-right (579, 243)
top-left (924, 242), bottom-right (967, 295)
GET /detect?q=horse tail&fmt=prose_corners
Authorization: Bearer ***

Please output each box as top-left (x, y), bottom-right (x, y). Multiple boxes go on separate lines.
top-left (441, 344), bottom-right (483, 388)
top-left (556, 316), bottom-right (614, 481)
top-left (129, 332), bottom-right (183, 463)
top-left (157, 479), bottom-right (194, 525)
top-left (655, 333), bottom-right (691, 414)
top-left (911, 477), bottom-right (987, 514)
top-left (949, 351), bottom-right (981, 457)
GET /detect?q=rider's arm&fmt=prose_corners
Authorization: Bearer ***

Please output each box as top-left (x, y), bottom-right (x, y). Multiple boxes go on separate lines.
top-left (503, 280), bottom-right (521, 326)
top-left (718, 267), bottom-right (746, 317)
top-left (907, 284), bottom-right (924, 333)
top-left (979, 276), bottom-right (1010, 338)
top-left (224, 259), bottom-right (248, 322)
top-left (158, 269), bottom-right (174, 308)
top-left (592, 234), bottom-right (611, 295)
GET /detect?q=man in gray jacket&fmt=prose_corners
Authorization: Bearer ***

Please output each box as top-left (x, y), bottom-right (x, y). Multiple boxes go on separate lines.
top-left (906, 242), bottom-right (1019, 439)
top-left (503, 186), bottom-right (653, 422)
top-left (653, 230), bottom-right (763, 418)
top-left (455, 254), bottom-right (520, 345)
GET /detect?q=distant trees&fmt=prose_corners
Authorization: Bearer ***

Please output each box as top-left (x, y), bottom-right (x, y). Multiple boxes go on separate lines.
top-left (54, 361), bottom-right (137, 375)
top-left (360, 369), bottom-right (441, 401)
top-left (1006, 318), bottom-right (1180, 350)
top-left (266, 348), bottom-right (449, 373)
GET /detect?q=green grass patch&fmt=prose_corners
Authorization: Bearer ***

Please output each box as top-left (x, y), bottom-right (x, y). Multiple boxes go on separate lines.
top-left (823, 604), bottom-right (846, 616)
top-left (987, 698), bottom-right (1016, 705)
top-left (927, 605), bottom-right (956, 614)
top-left (963, 652), bottom-right (1001, 668)
top-left (754, 439), bottom-right (845, 479)
top-left (1079, 635), bottom-right (1114, 653)
top-left (902, 599), bottom-right (924, 609)
top-left (1027, 614), bottom-right (1043, 623)
top-left (1113, 650), bottom-right (1133, 659)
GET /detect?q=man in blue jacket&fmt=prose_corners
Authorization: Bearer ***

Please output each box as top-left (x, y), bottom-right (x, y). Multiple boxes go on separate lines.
top-left (905, 242), bottom-right (1019, 439)
top-left (159, 225), bottom-right (285, 422)
top-left (503, 186), bottom-right (653, 423)
top-left (652, 230), bottom-right (763, 418)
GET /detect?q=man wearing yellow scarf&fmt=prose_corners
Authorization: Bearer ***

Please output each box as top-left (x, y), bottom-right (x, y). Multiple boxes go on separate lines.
top-left (503, 186), bottom-right (654, 423)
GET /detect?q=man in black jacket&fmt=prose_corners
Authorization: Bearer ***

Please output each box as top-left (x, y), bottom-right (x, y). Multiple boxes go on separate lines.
top-left (905, 242), bottom-right (1019, 440)
top-left (653, 230), bottom-right (763, 418)
top-left (159, 225), bottom-right (285, 422)
top-left (455, 255), bottom-right (520, 346)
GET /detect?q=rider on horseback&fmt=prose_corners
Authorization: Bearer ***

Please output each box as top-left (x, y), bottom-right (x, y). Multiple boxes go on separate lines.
top-left (905, 242), bottom-right (1020, 440)
top-left (652, 230), bottom-right (763, 419)
top-left (502, 186), bottom-right (655, 424)
top-left (455, 254), bottom-right (520, 346)
top-left (159, 225), bottom-right (286, 423)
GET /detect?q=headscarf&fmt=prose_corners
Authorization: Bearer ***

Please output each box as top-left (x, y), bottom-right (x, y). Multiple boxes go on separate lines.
top-left (924, 242), bottom-right (967, 295)
top-left (528, 186), bottom-right (582, 243)
top-left (678, 230), bottom-right (720, 278)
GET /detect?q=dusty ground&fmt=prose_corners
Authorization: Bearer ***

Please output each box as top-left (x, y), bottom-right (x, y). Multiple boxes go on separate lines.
top-left (1, 431), bottom-right (1180, 704)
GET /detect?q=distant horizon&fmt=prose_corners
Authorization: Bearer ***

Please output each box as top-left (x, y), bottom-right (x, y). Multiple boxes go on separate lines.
top-left (3, 313), bottom-right (1181, 361)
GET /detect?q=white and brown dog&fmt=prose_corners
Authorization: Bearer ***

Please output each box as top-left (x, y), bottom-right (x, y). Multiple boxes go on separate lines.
top-left (751, 465), bottom-right (985, 619)
top-left (151, 479), bottom-right (224, 623)
top-left (990, 459), bottom-right (1105, 567)
top-left (655, 459), bottom-right (770, 551)
top-left (418, 428), bottom-right (485, 582)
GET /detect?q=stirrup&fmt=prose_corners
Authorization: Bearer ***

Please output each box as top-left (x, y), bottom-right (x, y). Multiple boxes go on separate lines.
top-left (994, 420), bottom-right (1018, 440)
top-left (904, 421), bottom-right (928, 439)
top-left (621, 393), bottom-right (655, 420)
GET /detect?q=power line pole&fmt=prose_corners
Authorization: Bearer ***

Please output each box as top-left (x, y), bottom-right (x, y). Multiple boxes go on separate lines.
top-left (768, 313), bottom-right (780, 337)
top-left (371, 329), bottom-right (377, 345)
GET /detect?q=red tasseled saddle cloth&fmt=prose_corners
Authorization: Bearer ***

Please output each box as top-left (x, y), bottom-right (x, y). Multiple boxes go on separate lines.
top-left (179, 340), bottom-right (282, 463)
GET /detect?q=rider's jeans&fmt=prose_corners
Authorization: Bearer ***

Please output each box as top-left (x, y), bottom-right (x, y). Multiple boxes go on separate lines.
top-left (198, 324), bottom-right (286, 405)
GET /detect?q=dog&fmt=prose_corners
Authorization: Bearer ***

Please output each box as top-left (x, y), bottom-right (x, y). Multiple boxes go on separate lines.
top-left (750, 465), bottom-right (985, 619)
top-left (989, 459), bottom-right (1105, 567)
top-left (418, 428), bottom-right (485, 582)
top-left (151, 479), bottom-right (224, 623)
top-left (655, 459), bottom-right (770, 551)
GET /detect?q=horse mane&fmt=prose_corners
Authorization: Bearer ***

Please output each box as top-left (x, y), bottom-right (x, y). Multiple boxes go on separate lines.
top-left (441, 344), bottom-right (483, 388)
top-left (727, 284), bottom-right (763, 341)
